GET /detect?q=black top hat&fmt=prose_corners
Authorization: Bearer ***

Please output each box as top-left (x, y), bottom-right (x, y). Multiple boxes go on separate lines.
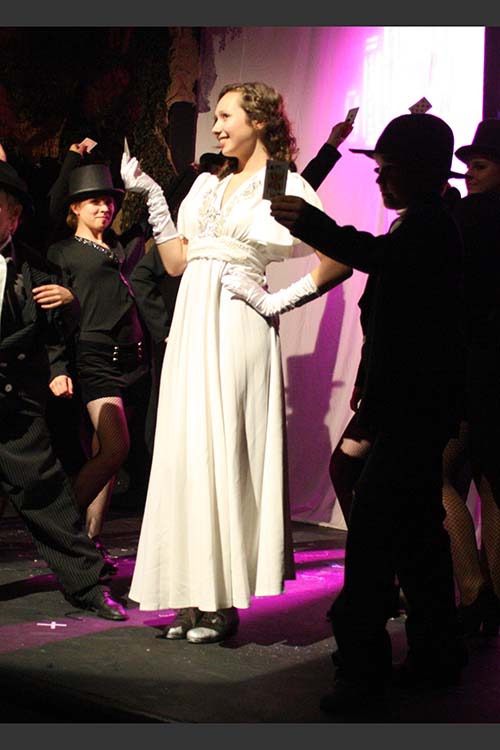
top-left (66, 164), bottom-right (125, 207)
top-left (350, 113), bottom-right (465, 179)
top-left (0, 161), bottom-right (35, 216)
top-left (198, 152), bottom-right (226, 173)
top-left (455, 119), bottom-right (500, 164)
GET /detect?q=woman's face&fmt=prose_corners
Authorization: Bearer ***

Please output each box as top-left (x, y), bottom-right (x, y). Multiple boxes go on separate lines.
top-left (211, 91), bottom-right (262, 161)
top-left (464, 155), bottom-right (500, 195)
top-left (71, 195), bottom-right (115, 232)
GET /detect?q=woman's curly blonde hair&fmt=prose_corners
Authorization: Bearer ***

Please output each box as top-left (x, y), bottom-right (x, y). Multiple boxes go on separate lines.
top-left (216, 81), bottom-right (298, 179)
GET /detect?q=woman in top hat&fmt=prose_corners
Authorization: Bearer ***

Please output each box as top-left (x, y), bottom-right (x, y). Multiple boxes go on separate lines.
top-left (46, 157), bottom-right (150, 571)
top-left (441, 118), bottom-right (500, 637)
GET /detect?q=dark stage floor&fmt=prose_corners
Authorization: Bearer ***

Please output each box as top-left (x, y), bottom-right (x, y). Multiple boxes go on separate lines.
top-left (1, 493), bottom-right (500, 729)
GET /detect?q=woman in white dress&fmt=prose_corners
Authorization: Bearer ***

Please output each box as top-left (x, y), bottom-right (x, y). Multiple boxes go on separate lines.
top-left (121, 81), bottom-right (352, 643)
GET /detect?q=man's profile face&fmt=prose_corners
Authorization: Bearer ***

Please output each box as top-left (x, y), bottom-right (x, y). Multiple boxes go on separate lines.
top-left (0, 190), bottom-right (22, 243)
top-left (374, 155), bottom-right (413, 210)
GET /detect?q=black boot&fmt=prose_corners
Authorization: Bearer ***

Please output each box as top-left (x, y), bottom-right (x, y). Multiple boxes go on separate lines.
top-left (458, 588), bottom-right (499, 637)
top-left (480, 589), bottom-right (500, 637)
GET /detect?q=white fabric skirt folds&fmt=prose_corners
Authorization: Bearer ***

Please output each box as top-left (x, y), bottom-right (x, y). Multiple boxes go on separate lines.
top-left (128, 256), bottom-right (294, 612)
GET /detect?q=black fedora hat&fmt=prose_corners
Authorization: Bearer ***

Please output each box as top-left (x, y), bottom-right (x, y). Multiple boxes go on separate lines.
top-left (66, 164), bottom-right (125, 207)
top-left (455, 119), bottom-right (500, 164)
top-left (0, 161), bottom-right (35, 216)
top-left (350, 113), bottom-right (465, 179)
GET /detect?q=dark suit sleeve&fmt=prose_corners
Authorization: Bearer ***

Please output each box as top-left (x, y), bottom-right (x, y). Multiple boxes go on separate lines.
top-left (288, 200), bottom-right (446, 274)
top-left (44, 246), bottom-right (78, 381)
top-left (300, 143), bottom-right (341, 191)
top-left (48, 151), bottom-right (83, 226)
top-left (129, 245), bottom-right (179, 344)
top-left (119, 218), bottom-right (148, 278)
top-left (289, 203), bottom-right (389, 273)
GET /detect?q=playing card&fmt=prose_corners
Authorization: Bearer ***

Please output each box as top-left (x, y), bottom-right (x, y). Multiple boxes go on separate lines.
top-left (345, 107), bottom-right (360, 125)
top-left (262, 159), bottom-right (289, 200)
top-left (409, 97), bottom-right (432, 115)
top-left (79, 137), bottom-right (97, 152)
top-left (124, 137), bottom-right (130, 158)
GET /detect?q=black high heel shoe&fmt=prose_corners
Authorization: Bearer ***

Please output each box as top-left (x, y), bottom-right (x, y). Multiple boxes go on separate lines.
top-left (457, 588), bottom-right (500, 637)
top-left (93, 537), bottom-right (119, 576)
top-left (481, 591), bottom-right (500, 637)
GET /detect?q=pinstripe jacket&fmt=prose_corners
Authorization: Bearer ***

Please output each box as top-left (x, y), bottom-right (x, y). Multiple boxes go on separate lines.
top-left (0, 237), bottom-right (79, 415)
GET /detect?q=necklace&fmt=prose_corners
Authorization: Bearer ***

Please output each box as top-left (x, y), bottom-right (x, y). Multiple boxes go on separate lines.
top-left (74, 235), bottom-right (123, 266)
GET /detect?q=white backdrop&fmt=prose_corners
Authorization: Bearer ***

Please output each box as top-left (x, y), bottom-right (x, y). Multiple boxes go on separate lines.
top-left (194, 26), bottom-right (485, 528)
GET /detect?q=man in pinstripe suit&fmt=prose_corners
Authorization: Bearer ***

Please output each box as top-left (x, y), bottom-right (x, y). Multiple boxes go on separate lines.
top-left (0, 159), bottom-right (127, 621)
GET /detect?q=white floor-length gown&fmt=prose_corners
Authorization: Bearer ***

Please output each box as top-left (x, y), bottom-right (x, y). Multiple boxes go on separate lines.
top-left (129, 166), bottom-right (322, 612)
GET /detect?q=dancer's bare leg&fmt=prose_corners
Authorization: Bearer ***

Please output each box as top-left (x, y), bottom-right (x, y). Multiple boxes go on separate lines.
top-left (85, 430), bottom-right (116, 539)
top-left (73, 396), bottom-right (130, 537)
top-left (329, 415), bottom-right (372, 526)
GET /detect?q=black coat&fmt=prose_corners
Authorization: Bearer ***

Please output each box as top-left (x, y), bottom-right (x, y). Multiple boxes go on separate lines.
top-left (0, 238), bottom-right (79, 415)
top-left (453, 191), bottom-right (500, 428)
top-left (289, 193), bottom-right (466, 436)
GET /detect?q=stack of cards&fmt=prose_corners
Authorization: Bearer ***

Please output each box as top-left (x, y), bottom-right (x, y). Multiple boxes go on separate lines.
top-left (345, 107), bottom-right (359, 125)
top-left (409, 97), bottom-right (432, 115)
top-left (79, 137), bottom-right (97, 152)
top-left (262, 159), bottom-right (289, 200)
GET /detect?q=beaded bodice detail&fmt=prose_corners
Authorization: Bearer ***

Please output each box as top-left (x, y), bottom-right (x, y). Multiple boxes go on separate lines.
top-left (177, 169), bottom-right (321, 274)
top-left (74, 235), bottom-right (123, 266)
top-left (196, 174), bottom-right (262, 239)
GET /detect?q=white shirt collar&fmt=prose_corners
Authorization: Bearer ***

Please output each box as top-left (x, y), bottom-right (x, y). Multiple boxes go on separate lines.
top-left (0, 234), bottom-right (12, 256)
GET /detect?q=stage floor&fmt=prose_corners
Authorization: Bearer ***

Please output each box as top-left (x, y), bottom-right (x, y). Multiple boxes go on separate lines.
top-left (1, 499), bottom-right (499, 726)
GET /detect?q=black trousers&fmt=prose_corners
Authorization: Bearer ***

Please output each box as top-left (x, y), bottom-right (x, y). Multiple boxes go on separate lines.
top-left (0, 411), bottom-right (105, 596)
top-left (329, 428), bottom-right (461, 683)
top-left (144, 340), bottom-right (166, 455)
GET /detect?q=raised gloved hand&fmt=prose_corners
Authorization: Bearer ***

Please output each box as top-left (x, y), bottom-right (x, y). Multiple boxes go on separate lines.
top-left (120, 153), bottom-right (178, 244)
top-left (221, 268), bottom-right (320, 316)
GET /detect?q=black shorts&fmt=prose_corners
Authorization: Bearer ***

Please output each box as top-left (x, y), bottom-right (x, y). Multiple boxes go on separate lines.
top-left (76, 340), bottom-right (150, 406)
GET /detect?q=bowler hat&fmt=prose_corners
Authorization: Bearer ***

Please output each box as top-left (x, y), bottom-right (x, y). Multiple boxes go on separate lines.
top-left (198, 152), bottom-right (226, 173)
top-left (66, 164), bottom-right (125, 207)
top-left (455, 119), bottom-right (500, 164)
top-left (0, 161), bottom-right (35, 216)
top-left (350, 113), bottom-right (464, 178)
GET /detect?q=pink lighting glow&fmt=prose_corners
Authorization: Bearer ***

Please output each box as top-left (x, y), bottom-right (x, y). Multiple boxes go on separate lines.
top-left (197, 27), bottom-right (486, 530)
top-left (0, 546), bottom-right (347, 653)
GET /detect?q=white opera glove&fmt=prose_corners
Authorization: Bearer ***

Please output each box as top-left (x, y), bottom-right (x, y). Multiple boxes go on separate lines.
top-left (120, 153), bottom-right (178, 244)
top-left (221, 268), bottom-right (320, 316)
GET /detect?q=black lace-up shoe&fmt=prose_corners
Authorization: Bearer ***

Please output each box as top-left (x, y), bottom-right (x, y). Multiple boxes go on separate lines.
top-left (186, 607), bottom-right (239, 643)
top-left (66, 586), bottom-right (128, 621)
top-left (158, 607), bottom-right (202, 639)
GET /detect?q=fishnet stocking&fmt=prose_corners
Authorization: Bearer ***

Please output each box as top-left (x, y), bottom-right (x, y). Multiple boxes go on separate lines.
top-left (442, 420), bottom-right (500, 605)
top-left (73, 396), bottom-right (130, 537)
top-left (85, 427), bottom-right (116, 539)
top-left (476, 475), bottom-right (500, 600)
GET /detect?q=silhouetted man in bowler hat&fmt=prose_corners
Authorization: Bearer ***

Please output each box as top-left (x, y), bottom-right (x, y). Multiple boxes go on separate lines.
top-left (270, 113), bottom-right (468, 716)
